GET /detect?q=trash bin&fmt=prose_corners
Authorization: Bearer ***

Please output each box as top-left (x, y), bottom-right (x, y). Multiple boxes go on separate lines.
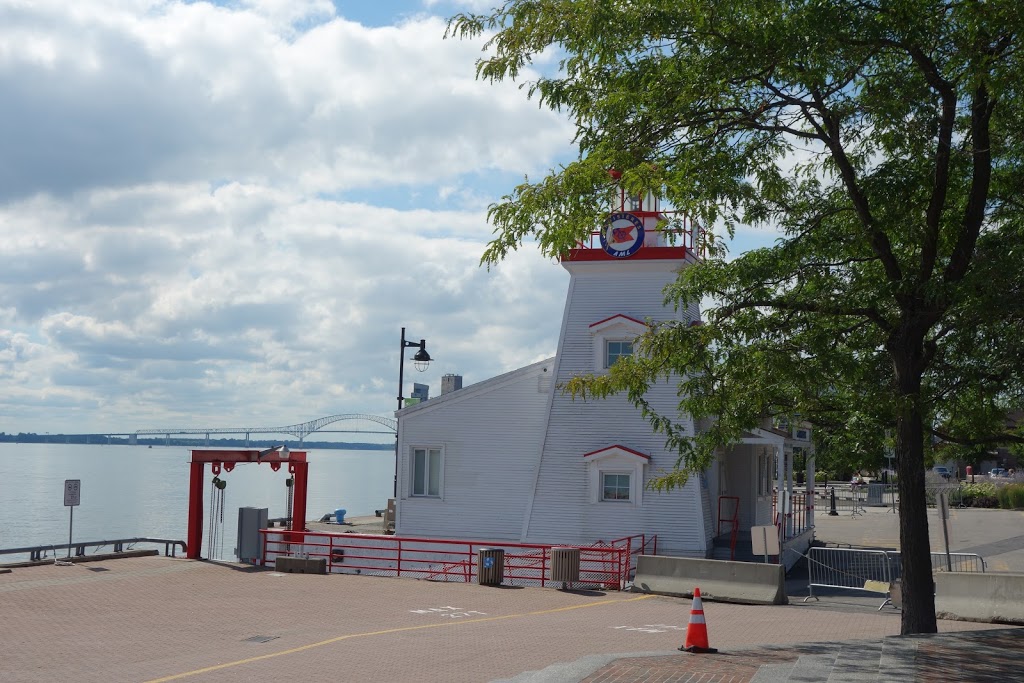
top-left (550, 547), bottom-right (580, 585)
top-left (334, 508), bottom-right (347, 524)
top-left (477, 548), bottom-right (504, 586)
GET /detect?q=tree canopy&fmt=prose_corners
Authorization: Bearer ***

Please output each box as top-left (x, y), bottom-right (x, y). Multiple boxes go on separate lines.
top-left (449, 0), bottom-right (1024, 635)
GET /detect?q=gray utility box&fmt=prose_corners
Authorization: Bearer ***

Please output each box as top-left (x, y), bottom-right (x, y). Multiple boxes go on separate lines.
top-left (237, 507), bottom-right (269, 562)
top-left (477, 548), bottom-right (505, 586)
top-left (866, 484), bottom-right (885, 506)
top-left (550, 547), bottom-right (581, 584)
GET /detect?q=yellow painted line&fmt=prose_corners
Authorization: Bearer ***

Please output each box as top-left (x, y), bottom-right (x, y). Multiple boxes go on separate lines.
top-left (145, 594), bottom-right (655, 682)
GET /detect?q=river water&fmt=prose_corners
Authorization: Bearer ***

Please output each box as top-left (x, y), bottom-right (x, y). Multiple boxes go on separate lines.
top-left (0, 443), bottom-right (394, 562)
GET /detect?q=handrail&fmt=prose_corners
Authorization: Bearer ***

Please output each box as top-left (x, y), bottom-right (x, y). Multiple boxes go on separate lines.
top-left (262, 529), bottom-right (642, 589)
top-left (0, 537), bottom-right (188, 563)
top-left (717, 495), bottom-right (740, 559)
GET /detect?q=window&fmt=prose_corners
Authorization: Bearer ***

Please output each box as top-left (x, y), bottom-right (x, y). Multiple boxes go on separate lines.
top-left (589, 315), bottom-right (647, 373)
top-left (601, 472), bottom-right (632, 501)
top-left (584, 445), bottom-right (649, 505)
top-left (412, 447), bottom-right (442, 497)
top-left (605, 340), bottom-right (633, 368)
top-left (757, 450), bottom-right (774, 497)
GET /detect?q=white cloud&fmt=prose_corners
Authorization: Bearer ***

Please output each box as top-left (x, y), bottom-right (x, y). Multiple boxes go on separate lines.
top-left (0, 1), bottom-right (577, 436)
top-left (0, 3), bottom-right (573, 200)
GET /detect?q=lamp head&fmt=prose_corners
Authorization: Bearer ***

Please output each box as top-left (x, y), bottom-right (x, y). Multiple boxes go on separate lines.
top-left (413, 345), bottom-right (431, 372)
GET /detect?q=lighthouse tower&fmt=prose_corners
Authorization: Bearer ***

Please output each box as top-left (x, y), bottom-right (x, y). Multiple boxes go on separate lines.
top-left (519, 177), bottom-right (710, 556)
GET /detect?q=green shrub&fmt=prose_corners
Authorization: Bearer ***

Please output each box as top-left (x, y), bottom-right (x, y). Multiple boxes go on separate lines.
top-left (961, 482), bottom-right (996, 498)
top-left (950, 482), bottom-right (998, 508)
top-left (1002, 484), bottom-right (1024, 510)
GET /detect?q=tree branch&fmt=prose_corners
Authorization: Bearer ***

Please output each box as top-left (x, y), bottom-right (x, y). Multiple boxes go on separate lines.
top-left (906, 45), bottom-right (957, 281)
top-left (809, 88), bottom-right (905, 283)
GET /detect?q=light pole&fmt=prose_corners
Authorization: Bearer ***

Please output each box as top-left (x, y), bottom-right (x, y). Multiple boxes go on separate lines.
top-left (395, 327), bottom-right (431, 496)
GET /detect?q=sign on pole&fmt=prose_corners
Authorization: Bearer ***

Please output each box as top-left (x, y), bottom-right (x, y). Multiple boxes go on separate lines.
top-left (937, 491), bottom-right (953, 571)
top-left (63, 479), bottom-right (81, 559)
top-left (64, 479), bottom-right (81, 507)
top-left (750, 525), bottom-right (781, 563)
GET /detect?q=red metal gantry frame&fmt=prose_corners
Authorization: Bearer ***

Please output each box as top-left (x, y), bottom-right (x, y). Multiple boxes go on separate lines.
top-left (186, 448), bottom-right (309, 560)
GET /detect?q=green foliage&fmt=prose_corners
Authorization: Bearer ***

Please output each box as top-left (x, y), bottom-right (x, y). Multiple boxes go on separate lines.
top-left (996, 484), bottom-right (1024, 509)
top-left (450, 0), bottom-right (1024, 634)
top-left (960, 482), bottom-right (997, 498)
top-left (950, 481), bottom-right (998, 507)
top-left (451, 0), bottom-right (1024, 474)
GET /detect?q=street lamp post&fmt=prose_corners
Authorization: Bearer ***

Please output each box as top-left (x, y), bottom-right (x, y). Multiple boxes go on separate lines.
top-left (395, 327), bottom-right (431, 496)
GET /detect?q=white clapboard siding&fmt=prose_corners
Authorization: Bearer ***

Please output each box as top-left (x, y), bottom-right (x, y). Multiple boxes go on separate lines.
top-left (700, 475), bottom-right (714, 546)
top-left (522, 256), bottom-right (709, 557)
top-left (395, 359), bottom-right (554, 541)
top-left (395, 245), bottom-right (714, 557)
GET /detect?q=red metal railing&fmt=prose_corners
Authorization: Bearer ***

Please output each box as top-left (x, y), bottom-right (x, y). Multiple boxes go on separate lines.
top-left (717, 495), bottom-right (740, 559)
top-left (260, 530), bottom-right (656, 590)
top-left (771, 491), bottom-right (810, 540)
top-left (573, 222), bottom-right (698, 253)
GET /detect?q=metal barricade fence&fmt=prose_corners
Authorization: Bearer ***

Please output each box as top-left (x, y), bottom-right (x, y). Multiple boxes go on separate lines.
top-left (805, 546), bottom-right (987, 610)
top-left (805, 547), bottom-right (892, 606)
top-left (885, 551), bottom-right (987, 576)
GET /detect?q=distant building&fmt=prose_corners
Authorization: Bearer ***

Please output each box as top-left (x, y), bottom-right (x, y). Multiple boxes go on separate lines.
top-left (411, 383), bottom-right (429, 402)
top-left (441, 374), bottom-right (463, 395)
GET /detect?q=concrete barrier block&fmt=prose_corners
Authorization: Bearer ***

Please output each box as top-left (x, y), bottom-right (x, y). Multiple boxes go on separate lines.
top-left (935, 571), bottom-right (1024, 625)
top-left (632, 555), bottom-right (787, 605)
top-left (274, 556), bottom-right (327, 575)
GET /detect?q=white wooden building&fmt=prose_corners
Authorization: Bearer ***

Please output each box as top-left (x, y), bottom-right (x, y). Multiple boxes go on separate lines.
top-left (395, 188), bottom-right (814, 562)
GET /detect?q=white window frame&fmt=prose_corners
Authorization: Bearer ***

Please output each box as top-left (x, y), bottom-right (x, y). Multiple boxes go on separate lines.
top-left (604, 339), bottom-right (634, 369)
top-left (584, 445), bottom-right (649, 505)
top-left (600, 471), bottom-right (633, 502)
top-left (410, 445), bottom-right (444, 498)
top-left (588, 315), bottom-right (648, 374)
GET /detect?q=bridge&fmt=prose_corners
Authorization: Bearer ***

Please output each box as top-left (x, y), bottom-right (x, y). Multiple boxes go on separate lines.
top-left (131, 414), bottom-right (397, 446)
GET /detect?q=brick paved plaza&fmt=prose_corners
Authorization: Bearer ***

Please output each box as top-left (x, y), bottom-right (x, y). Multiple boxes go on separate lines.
top-left (1, 554), bottom-right (1017, 682)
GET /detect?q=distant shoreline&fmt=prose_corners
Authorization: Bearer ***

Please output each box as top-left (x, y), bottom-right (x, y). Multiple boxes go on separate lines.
top-left (0, 434), bottom-right (393, 450)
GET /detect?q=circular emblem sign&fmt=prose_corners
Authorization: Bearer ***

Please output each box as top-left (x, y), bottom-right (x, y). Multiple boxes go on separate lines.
top-left (598, 211), bottom-right (643, 258)
top-left (600, 212), bottom-right (645, 258)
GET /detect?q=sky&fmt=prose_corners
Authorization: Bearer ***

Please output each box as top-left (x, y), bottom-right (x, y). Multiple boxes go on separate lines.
top-left (0, 0), bottom-right (776, 439)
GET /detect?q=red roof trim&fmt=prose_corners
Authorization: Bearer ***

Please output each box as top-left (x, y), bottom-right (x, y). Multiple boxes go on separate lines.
top-left (582, 445), bottom-right (651, 461)
top-left (589, 314), bottom-right (648, 329)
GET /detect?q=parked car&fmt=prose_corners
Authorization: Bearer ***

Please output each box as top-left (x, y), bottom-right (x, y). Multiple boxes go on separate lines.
top-left (933, 466), bottom-right (952, 480)
top-left (990, 467), bottom-right (1008, 477)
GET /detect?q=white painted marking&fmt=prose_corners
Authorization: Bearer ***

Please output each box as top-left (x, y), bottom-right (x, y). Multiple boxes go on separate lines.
top-left (410, 606), bottom-right (487, 618)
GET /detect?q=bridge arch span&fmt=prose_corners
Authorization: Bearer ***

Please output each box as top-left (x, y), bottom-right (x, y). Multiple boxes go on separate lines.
top-left (291, 414), bottom-right (396, 440)
top-left (135, 413), bottom-right (397, 444)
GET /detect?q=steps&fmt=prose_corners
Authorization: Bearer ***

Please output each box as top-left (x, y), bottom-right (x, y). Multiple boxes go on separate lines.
top-left (711, 531), bottom-right (762, 562)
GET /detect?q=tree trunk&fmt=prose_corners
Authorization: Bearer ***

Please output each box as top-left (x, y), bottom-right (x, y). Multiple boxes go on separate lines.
top-left (893, 352), bottom-right (938, 634)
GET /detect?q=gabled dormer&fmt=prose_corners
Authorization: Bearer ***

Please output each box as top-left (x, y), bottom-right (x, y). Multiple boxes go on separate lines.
top-left (588, 314), bottom-right (648, 373)
top-left (582, 445), bottom-right (651, 505)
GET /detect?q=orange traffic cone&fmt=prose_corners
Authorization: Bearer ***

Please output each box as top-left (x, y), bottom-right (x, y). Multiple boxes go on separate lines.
top-left (679, 587), bottom-right (718, 653)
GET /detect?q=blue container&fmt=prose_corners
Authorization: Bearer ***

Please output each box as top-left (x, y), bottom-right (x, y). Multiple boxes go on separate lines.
top-left (334, 508), bottom-right (347, 524)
